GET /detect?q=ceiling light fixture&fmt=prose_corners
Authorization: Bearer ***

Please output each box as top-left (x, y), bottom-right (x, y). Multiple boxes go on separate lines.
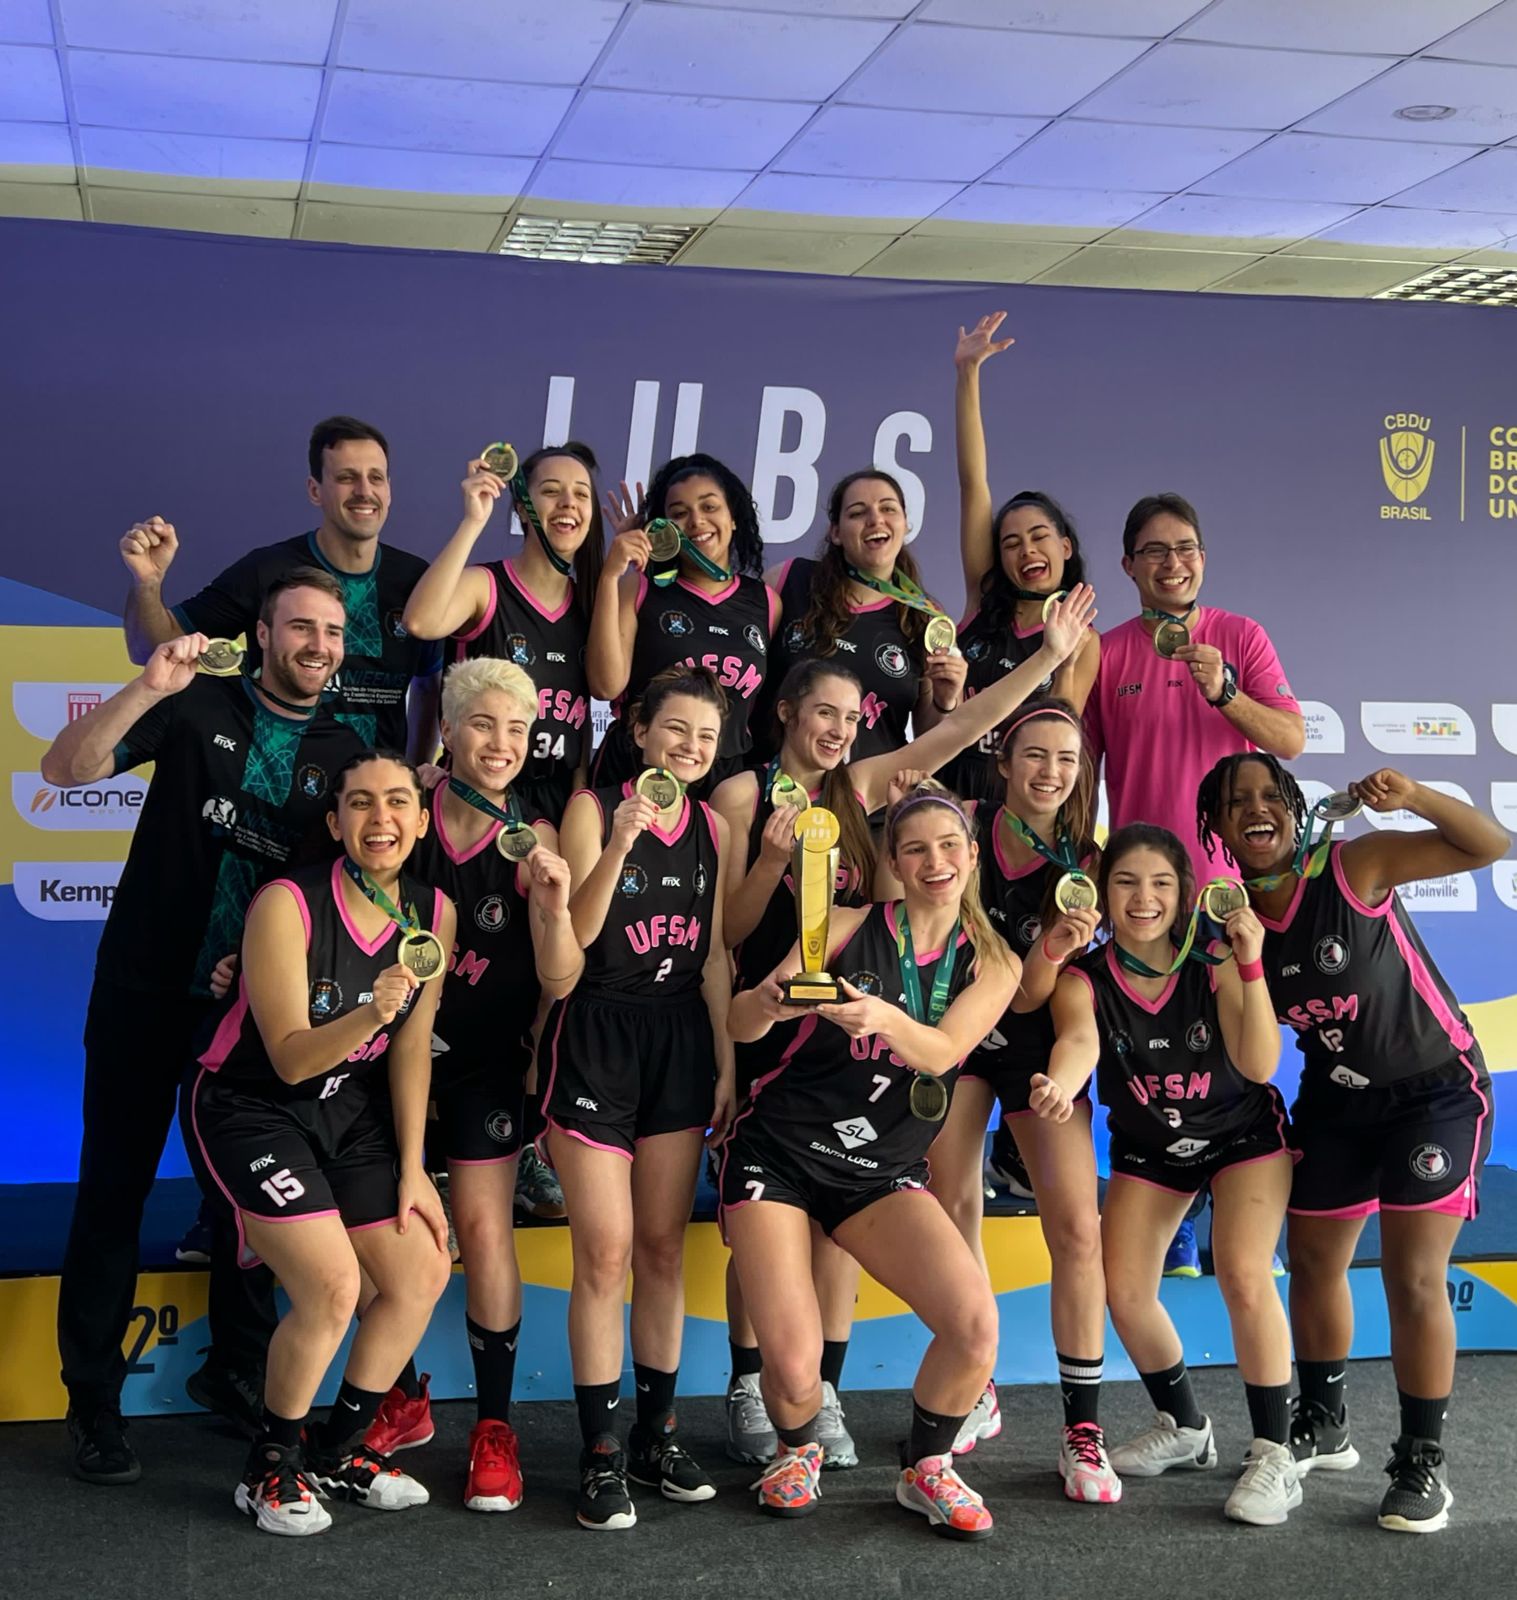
top-left (1377, 264), bottom-right (1517, 305)
top-left (1394, 104), bottom-right (1457, 121)
top-left (498, 216), bottom-right (700, 265)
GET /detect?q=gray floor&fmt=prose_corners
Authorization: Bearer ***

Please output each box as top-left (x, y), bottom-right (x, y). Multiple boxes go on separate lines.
top-left (7, 1356), bottom-right (1515, 1600)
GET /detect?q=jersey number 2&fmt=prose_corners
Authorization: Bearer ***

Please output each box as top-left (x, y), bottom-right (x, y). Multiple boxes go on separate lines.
top-left (654, 957), bottom-right (673, 983)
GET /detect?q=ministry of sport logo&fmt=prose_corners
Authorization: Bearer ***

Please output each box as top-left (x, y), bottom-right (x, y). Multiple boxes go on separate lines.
top-left (1379, 411), bottom-right (1434, 520)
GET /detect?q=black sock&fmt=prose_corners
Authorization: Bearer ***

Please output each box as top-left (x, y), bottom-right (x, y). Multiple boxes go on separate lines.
top-left (729, 1342), bottom-right (762, 1385)
top-left (468, 1315), bottom-right (521, 1424)
top-left (314, 1380), bottom-right (385, 1455)
top-left (1297, 1357), bottom-right (1347, 1420)
top-left (633, 1362), bottom-right (678, 1437)
top-left (574, 1379), bottom-right (622, 1446)
top-left (255, 1406), bottom-right (306, 1455)
top-left (820, 1339), bottom-right (849, 1391)
top-left (907, 1401), bottom-right (964, 1465)
top-left (777, 1414), bottom-right (820, 1449)
top-left (1057, 1352), bottom-right (1103, 1428)
top-left (1245, 1382), bottom-right (1292, 1446)
top-left (1398, 1390), bottom-right (1448, 1443)
top-left (393, 1359), bottom-right (421, 1401)
top-left (1140, 1361), bottom-right (1205, 1432)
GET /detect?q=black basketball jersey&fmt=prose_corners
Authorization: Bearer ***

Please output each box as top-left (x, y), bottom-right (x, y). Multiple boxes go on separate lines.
top-left (1074, 944), bottom-right (1275, 1156)
top-left (580, 782), bottom-right (718, 996)
top-left (939, 609), bottom-right (1053, 806)
top-left (199, 858), bottom-right (443, 1102)
top-left (451, 559), bottom-right (590, 815)
top-left (1258, 843), bottom-right (1477, 1089)
top-left (744, 902), bottom-right (975, 1177)
top-left (762, 557), bottom-right (923, 764)
top-left (408, 782), bottom-right (544, 1065)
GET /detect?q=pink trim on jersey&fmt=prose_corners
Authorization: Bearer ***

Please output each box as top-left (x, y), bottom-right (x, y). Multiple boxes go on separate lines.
top-left (883, 899), bottom-right (972, 962)
top-left (620, 778), bottom-right (691, 845)
top-left (634, 571), bottom-right (651, 612)
top-left (991, 813), bottom-right (1046, 882)
top-left (699, 798), bottom-right (719, 853)
top-left (849, 592), bottom-right (893, 615)
top-left (332, 858), bottom-right (401, 957)
top-left (454, 565), bottom-right (498, 647)
top-left (1011, 615), bottom-right (1044, 641)
top-left (432, 783), bottom-right (503, 864)
top-left (545, 1117), bottom-right (634, 1163)
top-left (347, 1214), bottom-right (402, 1234)
top-left (1289, 1199), bottom-right (1380, 1220)
top-left (676, 574), bottom-right (739, 606)
top-left (504, 557), bottom-right (573, 623)
top-left (1066, 963), bottom-right (1097, 1005)
top-left (1383, 1183), bottom-right (1477, 1220)
top-left (959, 605), bottom-right (981, 632)
top-left (1460, 1050), bottom-right (1490, 1207)
top-left (1104, 941), bottom-right (1178, 1015)
top-left (537, 1000), bottom-right (573, 1129)
top-left (198, 990), bottom-right (251, 1072)
top-left (1252, 867), bottom-right (1309, 933)
top-left (1214, 1146), bottom-right (1293, 1182)
top-left (1330, 846), bottom-right (1476, 1053)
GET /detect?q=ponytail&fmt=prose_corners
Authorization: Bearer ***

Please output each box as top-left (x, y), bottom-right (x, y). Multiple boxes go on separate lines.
top-left (775, 658), bottom-right (876, 891)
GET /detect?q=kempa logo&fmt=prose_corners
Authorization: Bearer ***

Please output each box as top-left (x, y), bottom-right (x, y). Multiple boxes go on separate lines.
top-left (15, 772), bottom-right (146, 832)
top-left (1379, 412), bottom-right (1434, 518)
top-left (15, 861), bottom-right (124, 922)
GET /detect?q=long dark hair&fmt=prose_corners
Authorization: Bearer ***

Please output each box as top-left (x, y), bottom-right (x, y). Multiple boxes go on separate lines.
top-left (1196, 751), bottom-right (1308, 870)
top-left (1097, 823), bottom-right (1195, 938)
top-left (518, 441), bottom-right (606, 625)
top-left (978, 490), bottom-right (1086, 636)
top-left (645, 452), bottom-right (764, 578)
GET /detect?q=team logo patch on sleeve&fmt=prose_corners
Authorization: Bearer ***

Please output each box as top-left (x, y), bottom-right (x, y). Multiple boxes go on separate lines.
top-left (1409, 1143), bottom-right (1452, 1182)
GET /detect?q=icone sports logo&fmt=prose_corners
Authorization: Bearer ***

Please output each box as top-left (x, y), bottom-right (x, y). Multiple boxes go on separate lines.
top-left (14, 772), bottom-right (147, 832)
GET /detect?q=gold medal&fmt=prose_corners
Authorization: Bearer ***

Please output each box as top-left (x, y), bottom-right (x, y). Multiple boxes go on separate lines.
top-left (909, 1073), bottom-right (949, 1123)
top-left (1054, 870), bottom-right (1098, 914)
top-left (645, 518), bottom-right (682, 563)
top-left (399, 930), bottom-right (446, 982)
top-left (496, 822), bottom-right (539, 862)
top-left (770, 771), bottom-right (808, 809)
top-left (480, 441), bottom-right (518, 480)
top-left (1040, 590), bottom-right (1067, 623)
top-left (1153, 619), bottom-right (1190, 659)
top-left (1201, 878), bottom-right (1247, 921)
top-left (924, 614), bottom-right (957, 654)
top-left (198, 638), bottom-right (245, 677)
top-left (636, 766), bottom-right (684, 811)
top-left (1314, 790), bottom-right (1362, 823)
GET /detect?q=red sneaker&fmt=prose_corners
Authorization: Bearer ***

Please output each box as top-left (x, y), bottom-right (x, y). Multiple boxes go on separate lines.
top-left (364, 1375), bottom-right (434, 1456)
top-left (465, 1418), bottom-right (524, 1512)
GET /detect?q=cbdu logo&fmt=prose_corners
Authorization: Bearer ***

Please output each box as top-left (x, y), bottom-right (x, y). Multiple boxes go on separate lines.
top-left (1379, 412), bottom-right (1434, 518)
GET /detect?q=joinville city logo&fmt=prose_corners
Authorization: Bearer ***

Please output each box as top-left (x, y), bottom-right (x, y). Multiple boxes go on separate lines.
top-left (1379, 412), bottom-right (1434, 519)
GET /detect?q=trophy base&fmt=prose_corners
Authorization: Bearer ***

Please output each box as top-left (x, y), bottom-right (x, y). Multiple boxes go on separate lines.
top-left (781, 972), bottom-right (841, 1006)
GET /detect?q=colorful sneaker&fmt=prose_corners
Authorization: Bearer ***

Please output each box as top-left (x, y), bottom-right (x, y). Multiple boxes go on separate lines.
top-left (751, 1443), bottom-right (823, 1518)
top-left (725, 1372), bottom-right (777, 1466)
top-left (465, 1418), bottom-right (523, 1512)
top-left (1378, 1436), bottom-right (1453, 1534)
top-left (516, 1145), bottom-right (568, 1220)
top-left (1163, 1218), bottom-right (1202, 1278)
top-left (67, 1405), bottom-right (141, 1486)
top-left (951, 1381), bottom-right (1001, 1456)
top-left (1289, 1396), bottom-right (1360, 1474)
top-left (305, 1447), bottom-right (430, 1510)
top-left (815, 1382), bottom-right (858, 1470)
top-left (1108, 1411), bottom-right (1217, 1477)
top-left (1059, 1422), bottom-right (1123, 1503)
top-left (627, 1427), bottom-right (716, 1504)
top-left (896, 1454), bottom-right (994, 1541)
top-left (1225, 1438), bottom-right (1302, 1526)
top-left (235, 1449), bottom-right (332, 1537)
top-left (577, 1440), bottom-right (636, 1531)
top-left (364, 1374), bottom-right (434, 1455)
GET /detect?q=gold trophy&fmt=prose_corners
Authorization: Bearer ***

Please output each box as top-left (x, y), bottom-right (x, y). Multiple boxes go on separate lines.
top-left (781, 807), bottom-right (843, 1005)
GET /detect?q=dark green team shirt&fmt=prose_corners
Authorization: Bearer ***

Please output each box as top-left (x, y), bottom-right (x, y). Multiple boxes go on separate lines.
top-left (170, 532), bottom-right (442, 748)
top-left (97, 675), bottom-right (364, 996)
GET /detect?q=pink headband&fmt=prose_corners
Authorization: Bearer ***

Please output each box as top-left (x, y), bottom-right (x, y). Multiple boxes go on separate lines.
top-left (998, 706), bottom-right (1081, 753)
top-left (887, 791), bottom-right (974, 844)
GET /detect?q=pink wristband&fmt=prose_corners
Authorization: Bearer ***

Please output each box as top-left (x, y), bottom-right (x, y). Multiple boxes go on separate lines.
top-left (1040, 935), bottom-right (1066, 967)
top-left (1238, 958), bottom-right (1264, 983)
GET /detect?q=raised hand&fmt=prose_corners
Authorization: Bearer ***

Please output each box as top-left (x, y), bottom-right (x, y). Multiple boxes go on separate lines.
top-left (369, 963), bottom-right (420, 1026)
top-left (142, 633), bottom-right (208, 697)
top-left (1041, 905), bottom-right (1100, 965)
top-left (119, 517), bottom-right (179, 585)
top-left (1028, 1072), bottom-right (1073, 1122)
top-left (954, 312), bottom-right (1015, 372)
top-left (526, 845), bottom-right (573, 915)
top-left (1040, 582), bottom-right (1097, 665)
top-left (1222, 904), bottom-right (1265, 966)
top-left (887, 767), bottom-right (930, 809)
top-left (1350, 768), bottom-right (1418, 814)
top-left (605, 526), bottom-right (653, 580)
top-left (609, 793), bottom-right (659, 853)
top-left (462, 459), bottom-right (505, 523)
top-left (602, 479), bottom-right (647, 537)
top-left (759, 803), bottom-right (803, 870)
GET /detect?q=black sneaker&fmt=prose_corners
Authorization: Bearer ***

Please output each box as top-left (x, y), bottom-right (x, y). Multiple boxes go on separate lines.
top-left (578, 1439), bottom-right (637, 1531)
top-left (67, 1405), bottom-right (141, 1485)
top-left (1379, 1436), bottom-right (1453, 1534)
top-left (304, 1445), bottom-right (430, 1510)
top-left (185, 1361), bottom-right (263, 1438)
top-left (1289, 1396), bottom-right (1360, 1474)
top-left (627, 1426), bottom-right (716, 1504)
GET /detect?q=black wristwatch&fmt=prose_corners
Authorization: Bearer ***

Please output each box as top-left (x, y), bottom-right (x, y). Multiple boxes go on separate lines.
top-left (1207, 661), bottom-right (1238, 708)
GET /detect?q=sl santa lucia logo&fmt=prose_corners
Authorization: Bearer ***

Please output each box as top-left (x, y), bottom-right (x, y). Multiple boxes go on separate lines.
top-left (1379, 412), bottom-right (1434, 518)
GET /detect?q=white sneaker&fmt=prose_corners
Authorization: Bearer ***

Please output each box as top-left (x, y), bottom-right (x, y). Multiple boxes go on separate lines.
top-left (1059, 1423), bottom-right (1123, 1503)
top-left (235, 1461), bottom-right (334, 1536)
top-left (815, 1381), bottom-right (858, 1469)
top-left (1225, 1438), bottom-right (1303, 1526)
top-left (1108, 1410), bottom-right (1217, 1477)
top-left (952, 1382), bottom-right (1002, 1456)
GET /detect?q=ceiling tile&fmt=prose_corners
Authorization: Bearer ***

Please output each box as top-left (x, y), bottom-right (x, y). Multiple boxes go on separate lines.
top-left (1199, 133), bottom-right (1472, 204)
top-left (1445, 239), bottom-right (1517, 263)
top-left (856, 234), bottom-right (1081, 281)
top-left (844, 24), bottom-right (1149, 115)
top-left (1283, 204), bottom-right (1517, 255)
top-left (1114, 192), bottom-right (1361, 248)
top-left (70, 52), bottom-right (321, 139)
top-left (57, 0), bottom-right (338, 62)
top-left (597, 6), bottom-right (892, 100)
top-left (0, 178), bottom-right (80, 217)
top-left (0, 43), bottom-right (64, 120)
top-left (0, 118), bottom-right (71, 165)
top-left (920, 0), bottom-right (1206, 34)
top-left (323, 71), bottom-right (573, 155)
top-left (81, 128), bottom-right (306, 190)
top-left (89, 186), bottom-right (295, 236)
top-left (528, 159), bottom-right (754, 213)
top-left (676, 225), bottom-right (892, 274)
top-left (933, 182), bottom-right (1166, 235)
top-left (1432, 0), bottom-right (1517, 66)
top-left (727, 172), bottom-right (964, 228)
top-left (1074, 41), bottom-right (1389, 129)
top-left (655, 0), bottom-right (913, 13)
top-left (990, 120), bottom-right (1264, 190)
top-left (298, 200), bottom-right (502, 250)
top-left (776, 106), bottom-right (1044, 182)
top-left (337, 0), bottom-right (621, 84)
top-left (1384, 146), bottom-right (1517, 210)
top-left (0, 1), bottom-right (53, 45)
top-left (1203, 254), bottom-right (1427, 296)
top-left (556, 90), bottom-right (815, 171)
top-left (311, 144), bottom-right (532, 202)
top-left (1180, 0), bottom-right (1493, 55)
top-left (1031, 244), bottom-right (1259, 288)
top-left (1300, 60), bottom-right (1517, 145)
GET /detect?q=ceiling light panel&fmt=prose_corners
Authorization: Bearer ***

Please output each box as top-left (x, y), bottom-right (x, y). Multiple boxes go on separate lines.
top-left (56, 0), bottom-right (339, 63)
top-left (500, 216), bottom-right (699, 263)
top-left (1376, 263), bottom-right (1517, 302)
top-left (555, 91), bottom-right (815, 172)
top-left (1179, 0), bottom-right (1494, 56)
top-left (1299, 59), bottom-right (1517, 144)
top-left (776, 106), bottom-right (1046, 183)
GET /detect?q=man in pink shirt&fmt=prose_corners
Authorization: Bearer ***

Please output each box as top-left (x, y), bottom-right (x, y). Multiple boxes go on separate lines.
top-left (1085, 493), bottom-right (1304, 883)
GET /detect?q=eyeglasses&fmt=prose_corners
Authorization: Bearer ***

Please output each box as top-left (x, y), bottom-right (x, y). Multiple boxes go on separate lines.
top-left (1132, 541), bottom-right (1203, 563)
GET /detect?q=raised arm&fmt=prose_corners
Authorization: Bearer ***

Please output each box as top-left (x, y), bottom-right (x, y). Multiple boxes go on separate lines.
top-left (954, 313), bottom-right (1015, 604)
top-left (1340, 769), bottom-right (1510, 907)
top-left (563, 786), bottom-right (659, 948)
top-left (713, 773), bottom-right (798, 949)
top-left (522, 836), bottom-right (584, 1000)
top-left (120, 517), bottom-right (187, 664)
top-left (400, 463), bottom-right (502, 641)
top-left (1212, 907), bottom-right (1280, 1084)
top-left (585, 538), bottom-right (647, 703)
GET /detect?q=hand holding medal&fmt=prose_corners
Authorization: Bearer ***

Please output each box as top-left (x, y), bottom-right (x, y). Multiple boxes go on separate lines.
top-left (146, 632), bottom-right (212, 696)
top-left (342, 859), bottom-right (444, 984)
top-left (478, 439), bottom-right (573, 577)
